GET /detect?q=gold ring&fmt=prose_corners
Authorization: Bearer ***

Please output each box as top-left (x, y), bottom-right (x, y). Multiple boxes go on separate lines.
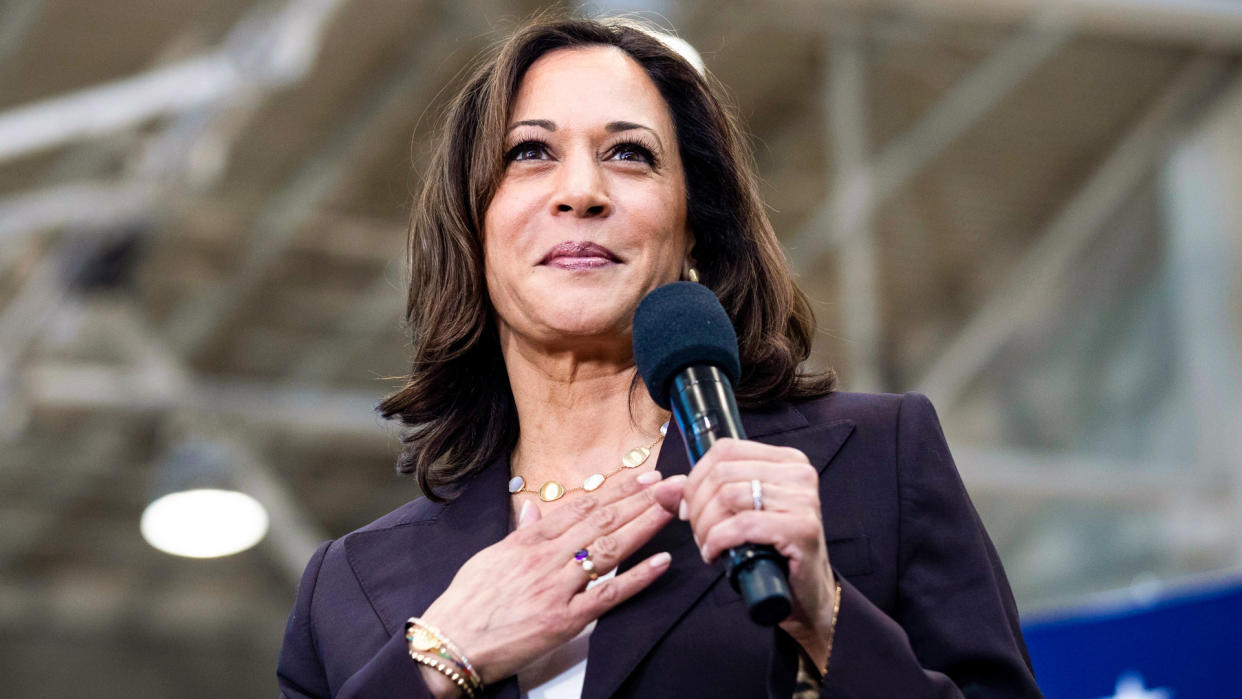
top-left (574, 548), bottom-right (598, 581)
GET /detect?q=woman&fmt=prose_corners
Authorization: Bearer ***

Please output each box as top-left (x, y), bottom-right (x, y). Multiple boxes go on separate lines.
top-left (278, 16), bottom-right (1041, 699)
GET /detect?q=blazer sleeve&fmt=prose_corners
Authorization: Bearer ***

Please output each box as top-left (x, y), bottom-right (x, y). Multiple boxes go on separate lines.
top-left (278, 540), bottom-right (334, 698)
top-left (277, 540), bottom-right (436, 699)
top-left (817, 392), bottom-right (1041, 698)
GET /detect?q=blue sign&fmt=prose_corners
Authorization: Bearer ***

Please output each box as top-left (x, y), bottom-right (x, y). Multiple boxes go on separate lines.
top-left (1023, 577), bottom-right (1242, 698)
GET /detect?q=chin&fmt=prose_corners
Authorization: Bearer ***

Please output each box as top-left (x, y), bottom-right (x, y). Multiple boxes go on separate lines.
top-left (535, 293), bottom-right (637, 338)
top-left (542, 308), bottom-right (629, 337)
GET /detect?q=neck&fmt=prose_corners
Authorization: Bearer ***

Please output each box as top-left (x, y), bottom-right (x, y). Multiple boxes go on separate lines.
top-left (500, 330), bottom-right (668, 487)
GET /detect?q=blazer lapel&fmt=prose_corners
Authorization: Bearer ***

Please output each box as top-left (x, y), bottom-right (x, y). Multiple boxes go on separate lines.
top-left (341, 456), bottom-right (523, 698)
top-left (583, 403), bottom-right (856, 699)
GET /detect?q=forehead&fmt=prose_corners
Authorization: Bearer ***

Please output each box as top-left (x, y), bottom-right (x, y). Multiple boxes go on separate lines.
top-left (511, 46), bottom-right (674, 132)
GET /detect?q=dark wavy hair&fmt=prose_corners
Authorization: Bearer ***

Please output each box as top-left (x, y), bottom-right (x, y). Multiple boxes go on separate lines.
top-left (379, 15), bottom-right (835, 500)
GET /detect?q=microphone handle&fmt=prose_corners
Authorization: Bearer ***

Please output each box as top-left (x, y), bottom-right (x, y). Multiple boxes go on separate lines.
top-left (669, 366), bottom-right (793, 626)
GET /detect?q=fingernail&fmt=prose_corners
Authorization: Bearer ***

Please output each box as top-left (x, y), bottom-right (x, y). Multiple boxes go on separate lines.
top-left (636, 470), bottom-right (662, 485)
top-left (700, 547), bottom-right (709, 564)
top-left (518, 500), bottom-right (531, 522)
top-left (649, 551), bottom-right (672, 568)
top-left (677, 500), bottom-right (687, 521)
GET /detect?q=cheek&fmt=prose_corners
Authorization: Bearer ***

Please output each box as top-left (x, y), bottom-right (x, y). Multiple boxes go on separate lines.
top-left (482, 192), bottom-right (530, 279)
top-left (645, 192), bottom-right (690, 261)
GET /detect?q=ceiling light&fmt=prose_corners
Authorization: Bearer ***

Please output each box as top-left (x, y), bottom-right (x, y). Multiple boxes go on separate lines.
top-left (140, 440), bottom-right (270, 559)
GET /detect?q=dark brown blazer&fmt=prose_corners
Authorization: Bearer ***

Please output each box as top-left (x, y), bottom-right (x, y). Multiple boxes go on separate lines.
top-left (278, 392), bottom-right (1042, 698)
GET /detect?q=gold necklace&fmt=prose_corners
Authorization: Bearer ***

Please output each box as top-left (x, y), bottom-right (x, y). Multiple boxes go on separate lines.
top-left (507, 422), bottom-right (669, 502)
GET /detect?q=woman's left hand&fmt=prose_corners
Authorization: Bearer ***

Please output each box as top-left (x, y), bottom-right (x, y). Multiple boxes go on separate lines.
top-left (653, 438), bottom-right (837, 667)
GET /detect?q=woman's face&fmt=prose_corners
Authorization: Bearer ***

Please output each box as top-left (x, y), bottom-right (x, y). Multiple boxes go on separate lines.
top-left (483, 46), bottom-right (691, 354)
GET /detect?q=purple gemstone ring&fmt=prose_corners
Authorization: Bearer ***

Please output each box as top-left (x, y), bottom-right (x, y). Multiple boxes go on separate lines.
top-left (573, 548), bottom-right (598, 580)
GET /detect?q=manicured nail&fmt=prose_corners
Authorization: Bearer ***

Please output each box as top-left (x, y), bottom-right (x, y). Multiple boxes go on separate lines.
top-left (636, 470), bottom-right (662, 485)
top-left (700, 547), bottom-right (709, 564)
top-left (649, 551), bottom-right (672, 568)
top-left (518, 500), bottom-right (531, 522)
top-left (678, 500), bottom-right (688, 521)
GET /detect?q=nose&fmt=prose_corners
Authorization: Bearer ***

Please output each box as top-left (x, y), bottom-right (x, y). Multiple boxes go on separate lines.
top-left (551, 153), bottom-right (610, 218)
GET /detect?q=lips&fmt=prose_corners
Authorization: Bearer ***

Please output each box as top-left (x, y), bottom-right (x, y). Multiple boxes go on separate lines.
top-left (539, 241), bottom-right (621, 269)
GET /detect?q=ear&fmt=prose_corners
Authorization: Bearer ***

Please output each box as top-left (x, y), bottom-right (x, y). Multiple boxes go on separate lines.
top-left (681, 232), bottom-right (700, 282)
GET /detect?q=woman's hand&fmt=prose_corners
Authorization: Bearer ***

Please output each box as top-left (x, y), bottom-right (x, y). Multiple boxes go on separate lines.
top-left (653, 439), bottom-right (837, 669)
top-left (418, 470), bottom-right (674, 693)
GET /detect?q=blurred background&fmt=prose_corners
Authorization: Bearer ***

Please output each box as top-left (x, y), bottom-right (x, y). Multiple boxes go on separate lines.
top-left (1, 0), bottom-right (1240, 696)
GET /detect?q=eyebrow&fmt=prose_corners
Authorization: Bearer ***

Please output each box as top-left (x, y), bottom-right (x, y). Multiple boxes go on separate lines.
top-left (506, 119), bottom-right (663, 146)
top-left (606, 120), bottom-right (661, 144)
top-left (509, 119), bottom-right (556, 131)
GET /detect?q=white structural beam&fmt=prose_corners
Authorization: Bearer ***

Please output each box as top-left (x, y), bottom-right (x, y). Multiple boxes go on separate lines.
top-left (0, 54), bottom-right (253, 163)
top-left (827, 24), bottom-right (884, 391)
top-left (820, 0), bottom-right (1242, 48)
top-left (953, 445), bottom-right (1187, 504)
top-left (23, 360), bottom-right (387, 441)
top-left (0, 243), bottom-right (71, 400)
top-left (0, 0), bottom-right (44, 66)
top-left (788, 14), bottom-right (1069, 272)
top-left (0, 0), bottom-right (348, 165)
top-left (917, 55), bottom-right (1230, 409)
top-left (0, 181), bottom-right (156, 248)
top-left (956, 443), bottom-right (1234, 570)
top-left (1161, 76), bottom-right (1242, 565)
top-left (1164, 113), bottom-right (1242, 474)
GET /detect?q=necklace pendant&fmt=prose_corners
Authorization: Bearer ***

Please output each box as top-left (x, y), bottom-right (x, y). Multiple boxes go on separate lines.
top-left (538, 481), bottom-right (565, 501)
top-left (621, 446), bottom-right (651, 469)
top-left (583, 473), bottom-right (606, 491)
top-left (507, 476), bottom-right (525, 494)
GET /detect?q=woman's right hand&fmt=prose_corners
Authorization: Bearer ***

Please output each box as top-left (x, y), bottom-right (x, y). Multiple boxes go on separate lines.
top-left (417, 470), bottom-right (675, 693)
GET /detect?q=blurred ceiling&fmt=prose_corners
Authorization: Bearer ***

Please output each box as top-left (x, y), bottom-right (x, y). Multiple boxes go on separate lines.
top-left (2, 0), bottom-right (1241, 696)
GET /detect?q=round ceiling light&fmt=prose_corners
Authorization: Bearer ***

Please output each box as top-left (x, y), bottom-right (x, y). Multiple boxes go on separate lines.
top-left (140, 488), bottom-right (269, 558)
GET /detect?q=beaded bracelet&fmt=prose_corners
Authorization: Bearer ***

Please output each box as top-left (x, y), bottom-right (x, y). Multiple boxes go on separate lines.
top-left (405, 618), bottom-right (484, 697)
top-left (409, 650), bottom-right (480, 698)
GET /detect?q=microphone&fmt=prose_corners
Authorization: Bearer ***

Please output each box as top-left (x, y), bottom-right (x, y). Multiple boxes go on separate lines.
top-left (633, 282), bottom-right (792, 626)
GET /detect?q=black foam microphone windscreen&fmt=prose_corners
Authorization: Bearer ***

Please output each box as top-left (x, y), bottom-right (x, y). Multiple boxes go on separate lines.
top-left (632, 282), bottom-right (741, 410)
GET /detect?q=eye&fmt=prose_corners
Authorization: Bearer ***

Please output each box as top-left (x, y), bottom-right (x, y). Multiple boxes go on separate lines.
top-left (505, 140), bottom-right (550, 162)
top-left (607, 141), bottom-right (656, 165)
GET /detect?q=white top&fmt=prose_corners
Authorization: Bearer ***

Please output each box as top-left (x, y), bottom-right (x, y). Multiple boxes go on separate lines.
top-left (518, 569), bottom-right (616, 699)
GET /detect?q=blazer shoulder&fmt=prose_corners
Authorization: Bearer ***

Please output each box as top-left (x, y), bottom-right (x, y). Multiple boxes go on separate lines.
top-left (345, 494), bottom-right (445, 537)
top-left (791, 391), bottom-right (951, 459)
top-left (791, 390), bottom-right (909, 428)
top-left (316, 492), bottom-right (448, 586)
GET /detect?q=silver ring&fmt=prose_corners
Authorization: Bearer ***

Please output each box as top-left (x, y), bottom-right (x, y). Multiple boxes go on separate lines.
top-left (751, 479), bottom-right (764, 511)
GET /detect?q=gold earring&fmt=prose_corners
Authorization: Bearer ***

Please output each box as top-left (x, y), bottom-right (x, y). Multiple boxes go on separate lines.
top-left (686, 266), bottom-right (700, 283)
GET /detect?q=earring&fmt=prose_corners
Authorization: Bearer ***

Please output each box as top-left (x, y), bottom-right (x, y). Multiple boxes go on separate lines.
top-left (685, 265), bottom-right (700, 283)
